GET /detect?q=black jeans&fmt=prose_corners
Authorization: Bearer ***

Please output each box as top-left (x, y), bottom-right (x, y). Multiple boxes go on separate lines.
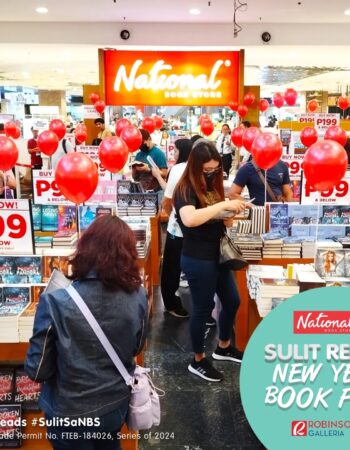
top-left (46, 398), bottom-right (129, 450)
top-left (161, 232), bottom-right (183, 310)
top-left (221, 154), bottom-right (232, 176)
top-left (181, 255), bottom-right (240, 354)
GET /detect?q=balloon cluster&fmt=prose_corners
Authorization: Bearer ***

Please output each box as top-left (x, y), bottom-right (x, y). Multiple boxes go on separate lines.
top-left (228, 93), bottom-right (255, 119)
top-left (198, 114), bottom-right (215, 136)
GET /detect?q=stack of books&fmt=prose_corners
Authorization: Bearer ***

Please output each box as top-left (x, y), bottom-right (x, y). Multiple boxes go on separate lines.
top-left (282, 237), bottom-right (302, 258)
top-left (34, 236), bottom-right (53, 248)
top-left (0, 367), bottom-right (15, 403)
top-left (246, 264), bottom-right (285, 300)
top-left (295, 264), bottom-right (326, 292)
top-left (18, 302), bottom-right (38, 342)
top-left (250, 206), bottom-right (266, 234)
top-left (141, 196), bottom-right (158, 217)
top-left (121, 217), bottom-right (151, 258)
top-left (14, 369), bottom-right (41, 410)
top-left (255, 278), bottom-right (300, 317)
top-left (261, 232), bottom-right (284, 258)
top-left (52, 231), bottom-right (78, 248)
top-left (0, 404), bottom-right (22, 447)
top-left (236, 220), bottom-right (251, 234)
top-left (0, 286), bottom-right (31, 343)
top-left (232, 234), bottom-right (263, 260)
top-left (302, 237), bottom-right (316, 258)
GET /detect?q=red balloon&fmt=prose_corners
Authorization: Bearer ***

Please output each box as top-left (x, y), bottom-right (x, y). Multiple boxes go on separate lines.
top-left (300, 127), bottom-right (318, 148)
top-left (284, 88), bottom-right (298, 106)
top-left (237, 105), bottom-right (248, 118)
top-left (115, 118), bottom-right (131, 137)
top-left (199, 114), bottom-right (210, 124)
top-left (200, 119), bottom-right (214, 136)
top-left (94, 100), bottom-right (106, 114)
top-left (0, 136), bottom-right (19, 170)
top-left (231, 127), bottom-right (244, 147)
top-left (55, 153), bottom-right (99, 204)
top-left (153, 116), bottom-right (164, 129)
top-left (273, 93), bottom-right (284, 108)
top-left (4, 122), bottom-right (17, 139)
top-left (98, 137), bottom-right (129, 173)
top-left (120, 126), bottom-right (143, 152)
top-left (49, 119), bottom-right (66, 141)
top-left (324, 126), bottom-right (347, 147)
top-left (307, 100), bottom-right (319, 113)
top-left (242, 127), bottom-right (261, 152)
top-left (338, 96), bottom-right (350, 111)
top-left (259, 99), bottom-right (269, 113)
top-left (12, 127), bottom-right (21, 139)
top-left (243, 92), bottom-right (256, 107)
top-left (228, 101), bottom-right (239, 111)
top-left (89, 92), bottom-right (100, 104)
top-left (251, 133), bottom-right (283, 170)
top-left (303, 140), bottom-right (348, 192)
top-left (75, 126), bottom-right (87, 144)
top-left (142, 117), bottom-right (156, 134)
top-left (37, 130), bottom-right (59, 156)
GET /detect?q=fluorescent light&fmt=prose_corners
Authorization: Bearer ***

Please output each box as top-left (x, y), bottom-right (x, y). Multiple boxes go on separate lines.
top-left (344, 9), bottom-right (350, 15)
top-left (36, 7), bottom-right (48, 14)
top-left (189, 8), bottom-right (201, 15)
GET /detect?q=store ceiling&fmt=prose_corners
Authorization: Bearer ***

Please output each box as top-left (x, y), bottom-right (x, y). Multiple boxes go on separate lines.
top-left (1, 1), bottom-right (350, 94)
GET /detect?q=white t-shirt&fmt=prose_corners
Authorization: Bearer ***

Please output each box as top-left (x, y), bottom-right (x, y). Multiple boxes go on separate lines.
top-left (164, 162), bottom-right (187, 237)
top-left (51, 138), bottom-right (74, 169)
top-left (216, 134), bottom-right (234, 155)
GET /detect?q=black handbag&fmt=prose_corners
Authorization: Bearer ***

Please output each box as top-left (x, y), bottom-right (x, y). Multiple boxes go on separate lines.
top-left (219, 233), bottom-right (249, 270)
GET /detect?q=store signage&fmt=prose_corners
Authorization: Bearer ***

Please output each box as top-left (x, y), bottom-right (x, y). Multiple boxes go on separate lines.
top-left (281, 154), bottom-right (304, 178)
top-left (296, 114), bottom-right (315, 124)
top-left (32, 170), bottom-right (72, 205)
top-left (301, 170), bottom-right (350, 205)
top-left (83, 105), bottom-right (101, 119)
top-left (103, 50), bottom-right (242, 106)
top-left (314, 113), bottom-right (339, 132)
top-left (0, 200), bottom-right (34, 254)
top-left (77, 146), bottom-right (111, 179)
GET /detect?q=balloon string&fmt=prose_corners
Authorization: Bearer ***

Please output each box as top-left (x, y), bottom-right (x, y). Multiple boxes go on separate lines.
top-left (264, 170), bottom-right (267, 205)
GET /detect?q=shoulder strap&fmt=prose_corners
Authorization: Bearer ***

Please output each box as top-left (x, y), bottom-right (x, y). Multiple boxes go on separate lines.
top-left (66, 285), bottom-right (133, 386)
top-left (250, 159), bottom-right (278, 202)
top-left (62, 139), bottom-right (67, 154)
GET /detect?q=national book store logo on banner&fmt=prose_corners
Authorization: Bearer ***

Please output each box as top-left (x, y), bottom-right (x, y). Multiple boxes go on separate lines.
top-left (294, 311), bottom-right (350, 334)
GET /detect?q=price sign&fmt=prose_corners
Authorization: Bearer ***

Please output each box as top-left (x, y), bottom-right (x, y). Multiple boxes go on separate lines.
top-left (301, 170), bottom-right (350, 205)
top-left (314, 113), bottom-right (340, 133)
top-left (82, 105), bottom-right (100, 119)
top-left (281, 154), bottom-right (304, 178)
top-left (32, 170), bottom-right (72, 205)
top-left (0, 200), bottom-right (34, 254)
top-left (296, 113), bottom-right (315, 124)
top-left (78, 146), bottom-right (112, 179)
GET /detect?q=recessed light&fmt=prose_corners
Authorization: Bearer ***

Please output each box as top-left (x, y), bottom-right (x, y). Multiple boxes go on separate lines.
top-left (36, 7), bottom-right (48, 14)
top-left (189, 8), bottom-right (201, 15)
top-left (344, 9), bottom-right (350, 15)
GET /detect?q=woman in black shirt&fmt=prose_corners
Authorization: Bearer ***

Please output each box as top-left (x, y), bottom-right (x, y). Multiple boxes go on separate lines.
top-left (174, 140), bottom-right (246, 382)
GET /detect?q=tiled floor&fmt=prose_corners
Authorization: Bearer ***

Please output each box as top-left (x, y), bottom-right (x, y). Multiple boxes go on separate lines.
top-left (139, 286), bottom-right (264, 450)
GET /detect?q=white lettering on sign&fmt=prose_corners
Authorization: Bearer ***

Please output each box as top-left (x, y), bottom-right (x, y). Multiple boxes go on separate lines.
top-left (114, 59), bottom-right (224, 93)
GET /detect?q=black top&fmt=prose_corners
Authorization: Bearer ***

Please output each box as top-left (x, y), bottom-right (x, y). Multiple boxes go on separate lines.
top-left (174, 187), bottom-right (224, 260)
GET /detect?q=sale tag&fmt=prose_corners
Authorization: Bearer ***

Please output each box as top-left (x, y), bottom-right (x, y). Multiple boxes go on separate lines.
top-left (32, 170), bottom-right (72, 205)
top-left (0, 199), bottom-right (34, 254)
top-left (82, 105), bottom-right (101, 119)
top-left (314, 113), bottom-right (340, 133)
top-left (301, 170), bottom-right (350, 205)
top-left (296, 113), bottom-right (315, 124)
top-left (281, 154), bottom-right (304, 178)
top-left (77, 146), bottom-right (112, 180)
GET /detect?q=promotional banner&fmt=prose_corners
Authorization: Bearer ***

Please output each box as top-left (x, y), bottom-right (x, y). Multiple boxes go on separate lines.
top-left (82, 105), bottom-right (101, 119)
top-left (241, 287), bottom-right (350, 450)
top-left (77, 146), bottom-right (112, 180)
top-left (103, 50), bottom-right (242, 106)
top-left (314, 113), bottom-right (340, 133)
top-left (32, 170), bottom-right (72, 205)
top-left (301, 171), bottom-right (350, 205)
top-left (0, 199), bottom-right (34, 254)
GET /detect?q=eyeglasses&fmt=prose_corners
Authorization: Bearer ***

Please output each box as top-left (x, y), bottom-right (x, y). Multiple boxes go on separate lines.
top-left (202, 167), bottom-right (221, 174)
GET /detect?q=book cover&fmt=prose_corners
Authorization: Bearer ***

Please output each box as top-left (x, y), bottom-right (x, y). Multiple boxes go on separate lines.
top-left (41, 205), bottom-right (59, 232)
top-left (14, 370), bottom-right (41, 411)
top-left (42, 256), bottom-right (71, 282)
top-left (269, 204), bottom-right (289, 237)
top-left (2, 286), bottom-right (30, 305)
top-left (30, 285), bottom-right (46, 303)
top-left (1, 275), bottom-right (29, 285)
top-left (321, 206), bottom-right (342, 224)
top-left (0, 257), bottom-right (15, 282)
top-left (31, 204), bottom-right (42, 231)
top-left (14, 256), bottom-right (42, 283)
top-left (340, 206), bottom-right (350, 225)
top-left (0, 369), bottom-right (14, 403)
top-left (96, 206), bottom-right (113, 217)
top-left (344, 250), bottom-right (350, 278)
top-left (58, 206), bottom-right (77, 232)
top-left (315, 249), bottom-right (346, 278)
top-left (0, 404), bottom-right (22, 448)
top-left (78, 205), bottom-right (97, 231)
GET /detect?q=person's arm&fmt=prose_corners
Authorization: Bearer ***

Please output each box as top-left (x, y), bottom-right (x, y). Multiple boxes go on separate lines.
top-left (134, 288), bottom-right (148, 356)
top-left (228, 183), bottom-right (245, 201)
top-left (4, 171), bottom-right (16, 189)
top-left (228, 165), bottom-right (248, 200)
top-left (179, 199), bottom-right (246, 228)
top-left (282, 184), bottom-right (293, 202)
top-left (162, 196), bottom-right (173, 216)
top-left (24, 294), bottom-right (56, 382)
top-left (27, 140), bottom-right (39, 154)
top-left (151, 167), bottom-right (167, 190)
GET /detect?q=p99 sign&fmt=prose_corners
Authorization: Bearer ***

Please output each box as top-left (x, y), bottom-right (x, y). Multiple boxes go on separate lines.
top-left (0, 200), bottom-right (34, 254)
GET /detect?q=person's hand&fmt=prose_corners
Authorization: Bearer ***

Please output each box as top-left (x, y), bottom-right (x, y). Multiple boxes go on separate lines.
top-left (135, 163), bottom-right (151, 173)
top-left (223, 217), bottom-right (234, 228)
top-left (151, 166), bottom-right (162, 179)
top-left (222, 199), bottom-right (246, 213)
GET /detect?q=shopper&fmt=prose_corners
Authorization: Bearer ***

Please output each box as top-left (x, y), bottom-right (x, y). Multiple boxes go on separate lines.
top-left (0, 169), bottom-right (16, 198)
top-left (27, 127), bottom-right (43, 169)
top-left (229, 158), bottom-right (293, 206)
top-left (25, 215), bottom-right (148, 450)
top-left (51, 135), bottom-right (74, 169)
top-left (174, 140), bottom-right (247, 382)
top-left (132, 129), bottom-right (168, 192)
top-left (238, 120), bottom-right (252, 166)
top-left (216, 123), bottom-right (235, 177)
top-left (92, 118), bottom-right (112, 145)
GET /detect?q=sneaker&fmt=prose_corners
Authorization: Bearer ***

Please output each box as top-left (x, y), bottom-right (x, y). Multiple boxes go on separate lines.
top-left (188, 358), bottom-right (223, 382)
top-left (205, 316), bottom-right (216, 327)
top-left (212, 345), bottom-right (243, 363)
top-left (166, 305), bottom-right (190, 318)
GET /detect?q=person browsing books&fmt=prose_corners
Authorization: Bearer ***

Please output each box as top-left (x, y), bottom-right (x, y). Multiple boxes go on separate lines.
top-left (25, 215), bottom-right (148, 450)
top-left (173, 139), bottom-right (247, 382)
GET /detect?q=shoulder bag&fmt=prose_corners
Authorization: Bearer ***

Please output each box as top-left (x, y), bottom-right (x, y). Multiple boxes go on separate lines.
top-left (66, 285), bottom-right (163, 431)
top-left (219, 232), bottom-right (249, 271)
top-left (251, 160), bottom-right (282, 202)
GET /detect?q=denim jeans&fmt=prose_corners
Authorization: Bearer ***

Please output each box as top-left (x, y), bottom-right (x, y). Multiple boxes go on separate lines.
top-left (181, 255), bottom-right (240, 354)
top-left (161, 232), bottom-right (183, 310)
top-left (47, 398), bottom-right (129, 450)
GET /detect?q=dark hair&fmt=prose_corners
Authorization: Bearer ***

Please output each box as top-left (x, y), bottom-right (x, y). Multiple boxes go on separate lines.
top-left (241, 120), bottom-right (251, 128)
top-left (69, 215), bottom-right (141, 293)
top-left (94, 118), bottom-right (105, 125)
top-left (0, 124), bottom-right (4, 131)
top-left (175, 138), bottom-right (192, 164)
top-left (174, 140), bottom-right (224, 207)
top-left (190, 134), bottom-right (202, 143)
top-left (140, 129), bottom-right (151, 142)
top-left (222, 123), bottom-right (231, 131)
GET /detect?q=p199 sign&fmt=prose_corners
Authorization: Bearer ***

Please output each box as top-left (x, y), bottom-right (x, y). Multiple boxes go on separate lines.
top-left (314, 113), bottom-right (340, 132)
top-left (0, 200), bottom-right (34, 254)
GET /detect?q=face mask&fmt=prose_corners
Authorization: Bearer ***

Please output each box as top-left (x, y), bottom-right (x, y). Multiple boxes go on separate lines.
top-left (140, 143), bottom-right (149, 152)
top-left (203, 171), bottom-right (218, 189)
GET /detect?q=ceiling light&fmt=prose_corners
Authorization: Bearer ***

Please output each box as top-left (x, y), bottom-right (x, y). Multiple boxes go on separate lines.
top-left (344, 9), bottom-right (350, 15)
top-left (36, 7), bottom-right (48, 14)
top-left (189, 8), bottom-right (201, 15)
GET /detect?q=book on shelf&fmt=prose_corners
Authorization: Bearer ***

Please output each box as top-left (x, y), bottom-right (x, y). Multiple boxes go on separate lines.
top-left (0, 404), bottom-right (22, 448)
top-left (42, 255), bottom-right (71, 282)
top-left (0, 256), bottom-right (42, 284)
top-left (34, 235), bottom-right (53, 248)
top-left (0, 368), bottom-right (15, 403)
top-left (315, 248), bottom-right (346, 279)
top-left (14, 369), bottom-right (41, 411)
top-left (58, 205), bottom-right (78, 232)
top-left (31, 204), bottom-right (42, 231)
top-left (41, 205), bottom-right (59, 232)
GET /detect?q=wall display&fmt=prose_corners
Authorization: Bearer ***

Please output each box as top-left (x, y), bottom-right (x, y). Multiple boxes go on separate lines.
top-left (103, 50), bottom-right (242, 106)
top-left (0, 200), bottom-right (34, 255)
top-left (301, 170), bottom-right (350, 205)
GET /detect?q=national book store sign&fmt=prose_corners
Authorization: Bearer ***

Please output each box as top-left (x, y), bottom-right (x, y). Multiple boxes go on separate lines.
top-left (102, 50), bottom-right (242, 106)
